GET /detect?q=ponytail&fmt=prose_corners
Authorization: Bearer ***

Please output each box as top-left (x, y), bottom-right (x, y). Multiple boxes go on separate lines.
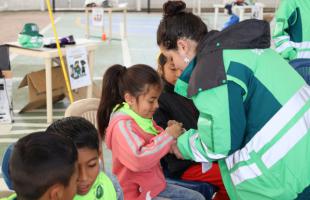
top-left (97, 64), bottom-right (126, 138)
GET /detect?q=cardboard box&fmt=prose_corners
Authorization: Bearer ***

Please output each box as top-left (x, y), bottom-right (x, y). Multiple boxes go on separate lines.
top-left (64, 81), bottom-right (101, 100)
top-left (18, 67), bottom-right (65, 113)
top-left (18, 66), bottom-right (100, 113)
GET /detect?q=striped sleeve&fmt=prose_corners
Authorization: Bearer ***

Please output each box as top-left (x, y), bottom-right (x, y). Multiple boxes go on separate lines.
top-left (272, 0), bottom-right (297, 60)
top-left (113, 119), bottom-right (174, 172)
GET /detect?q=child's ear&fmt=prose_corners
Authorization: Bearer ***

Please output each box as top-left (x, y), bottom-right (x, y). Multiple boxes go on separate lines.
top-left (49, 184), bottom-right (64, 200)
top-left (124, 92), bottom-right (134, 106)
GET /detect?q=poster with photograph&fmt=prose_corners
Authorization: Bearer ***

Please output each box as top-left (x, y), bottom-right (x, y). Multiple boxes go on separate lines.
top-left (66, 46), bottom-right (91, 90)
top-left (92, 7), bottom-right (104, 27)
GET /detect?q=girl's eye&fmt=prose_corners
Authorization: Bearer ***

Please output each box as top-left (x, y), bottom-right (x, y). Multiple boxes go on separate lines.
top-left (88, 163), bottom-right (97, 168)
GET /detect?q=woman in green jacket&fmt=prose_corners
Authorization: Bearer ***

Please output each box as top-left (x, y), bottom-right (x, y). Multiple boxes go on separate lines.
top-left (157, 1), bottom-right (310, 200)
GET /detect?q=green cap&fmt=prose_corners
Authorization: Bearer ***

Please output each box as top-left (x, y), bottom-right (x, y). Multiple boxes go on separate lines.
top-left (20, 23), bottom-right (43, 37)
top-left (18, 23), bottom-right (43, 48)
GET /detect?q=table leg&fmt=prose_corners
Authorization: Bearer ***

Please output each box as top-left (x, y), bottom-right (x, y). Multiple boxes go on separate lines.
top-left (86, 9), bottom-right (90, 39)
top-left (198, 0), bottom-right (201, 16)
top-left (87, 51), bottom-right (94, 98)
top-left (214, 7), bottom-right (219, 30)
top-left (123, 8), bottom-right (127, 38)
top-left (147, 0), bottom-right (150, 13)
top-left (239, 8), bottom-right (245, 21)
top-left (45, 58), bottom-right (53, 124)
top-left (109, 9), bottom-right (112, 43)
top-left (136, 0), bottom-right (141, 11)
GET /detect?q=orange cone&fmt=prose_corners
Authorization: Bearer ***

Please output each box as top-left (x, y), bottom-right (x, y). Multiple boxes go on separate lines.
top-left (101, 33), bottom-right (107, 41)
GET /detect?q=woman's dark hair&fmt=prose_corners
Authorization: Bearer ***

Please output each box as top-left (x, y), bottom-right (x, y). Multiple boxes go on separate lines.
top-left (9, 132), bottom-right (77, 200)
top-left (46, 116), bottom-right (99, 151)
top-left (97, 64), bottom-right (162, 138)
top-left (157, 1), bottom-right (208, 50)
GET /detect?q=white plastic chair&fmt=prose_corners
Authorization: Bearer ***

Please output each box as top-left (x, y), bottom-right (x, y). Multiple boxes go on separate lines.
top-left (64, 98), bottom-right (100, 129)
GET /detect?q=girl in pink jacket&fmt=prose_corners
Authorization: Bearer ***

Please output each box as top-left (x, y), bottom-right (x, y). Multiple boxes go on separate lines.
top-left (97, 64), bottom-right (205, 200)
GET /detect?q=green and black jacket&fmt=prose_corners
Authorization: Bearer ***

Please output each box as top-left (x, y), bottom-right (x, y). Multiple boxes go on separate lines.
top-left (175, 19), bottom-right (310, 200)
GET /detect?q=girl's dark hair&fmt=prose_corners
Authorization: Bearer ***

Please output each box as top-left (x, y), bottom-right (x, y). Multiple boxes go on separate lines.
top-left (157, 0), bottom-right (208, 50)
top-left (97, 64), bottom-right (162, 138)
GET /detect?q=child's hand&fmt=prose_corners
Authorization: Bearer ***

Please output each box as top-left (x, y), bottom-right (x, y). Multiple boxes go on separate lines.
top-left (166, 123), bottom-right (183, 139)
top-left (167, 120), bottom-right (183, 129)
top-left (167, 120), bottom-right (178, 127)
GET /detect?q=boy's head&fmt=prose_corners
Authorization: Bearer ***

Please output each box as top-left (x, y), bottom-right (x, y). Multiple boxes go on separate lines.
top-left (46, 117), bottom-right (101, 195)
top-left (9, 131), bottom-right (78, 200)
top-left (157, 53), bottom-right (182, 85)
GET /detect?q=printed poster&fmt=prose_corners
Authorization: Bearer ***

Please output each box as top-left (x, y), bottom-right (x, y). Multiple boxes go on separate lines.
top-left (66, 46), bottom-right (91, 90)
top-left (92, 7), bottom-right (104, 27)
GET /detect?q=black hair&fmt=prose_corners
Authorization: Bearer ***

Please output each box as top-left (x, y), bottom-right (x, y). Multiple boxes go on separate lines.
top-left (157, 53), bottom-right (168, 79)
top-left (157, 0), bottom-right (208, 50)
top-left (9, 132), bottom-right (77, 200)
top-left (46, 116), bottom-right (99, 151)
top-left (158, 53), bottom-right (168, 68)
top-left (97, 64), bottom-right (162, 138)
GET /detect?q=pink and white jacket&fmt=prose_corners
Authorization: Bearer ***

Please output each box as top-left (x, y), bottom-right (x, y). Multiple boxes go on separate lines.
top-left (105, 111), bottom-right (175, 200)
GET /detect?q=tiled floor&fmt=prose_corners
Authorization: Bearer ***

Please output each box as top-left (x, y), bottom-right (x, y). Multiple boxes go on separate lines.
top-left (0, 10), bottom-right (274, 191)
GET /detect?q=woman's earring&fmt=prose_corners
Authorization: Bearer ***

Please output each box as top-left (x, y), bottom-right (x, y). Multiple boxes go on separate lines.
top-left (184, 57), bottom-right (190, 64)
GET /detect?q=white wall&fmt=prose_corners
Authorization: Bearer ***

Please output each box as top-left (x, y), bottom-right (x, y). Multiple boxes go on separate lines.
top-left (0, 0), bottom-right (278, 11)
top-left (1, 0), bottom-right (44, 10)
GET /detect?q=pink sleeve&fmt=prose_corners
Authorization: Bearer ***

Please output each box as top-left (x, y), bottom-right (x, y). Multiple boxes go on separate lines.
top-left (112, 119), bottom-right (174, 172)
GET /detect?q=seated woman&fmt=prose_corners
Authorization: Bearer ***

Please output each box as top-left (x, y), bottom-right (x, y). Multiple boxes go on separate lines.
top-left (154, 53), bottom-right (229, 200)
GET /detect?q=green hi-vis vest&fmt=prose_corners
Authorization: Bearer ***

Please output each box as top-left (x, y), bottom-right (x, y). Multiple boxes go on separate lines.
top-left (74, 172), bottom-right (117, 200)
top-left (0, 193), bottom-right (16, 200)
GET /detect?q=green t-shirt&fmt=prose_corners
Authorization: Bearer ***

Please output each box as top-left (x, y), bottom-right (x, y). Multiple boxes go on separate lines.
top-left (74, 172), bottom-right (117, 200)
top-left (0, 193), bottom-right (16, 200)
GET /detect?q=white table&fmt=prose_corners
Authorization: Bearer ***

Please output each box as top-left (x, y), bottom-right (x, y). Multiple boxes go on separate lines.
top-left (7, 39), bottom-right (100, 123)
top-left (85, 3), bottom-right (128, 41)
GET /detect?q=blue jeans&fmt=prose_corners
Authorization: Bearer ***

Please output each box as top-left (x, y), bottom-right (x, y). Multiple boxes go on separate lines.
top-left (153, 183), bottom-right (205, 200)
top-left (106, 172), bottom-right (124, 200)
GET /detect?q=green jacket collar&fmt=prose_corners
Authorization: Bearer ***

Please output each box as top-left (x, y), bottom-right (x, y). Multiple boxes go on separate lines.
top-left (179, 58), bottom-right (197, 83)
top-left (185, 19), bottom-right (270, 97)
top-left (174, 58), bottom-right (196, 98)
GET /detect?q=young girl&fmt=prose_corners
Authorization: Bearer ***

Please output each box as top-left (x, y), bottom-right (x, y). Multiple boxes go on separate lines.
top-left (155, 53), bottom-right (229, 200)
top-left (97, 64), bottom-right (205, 200)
